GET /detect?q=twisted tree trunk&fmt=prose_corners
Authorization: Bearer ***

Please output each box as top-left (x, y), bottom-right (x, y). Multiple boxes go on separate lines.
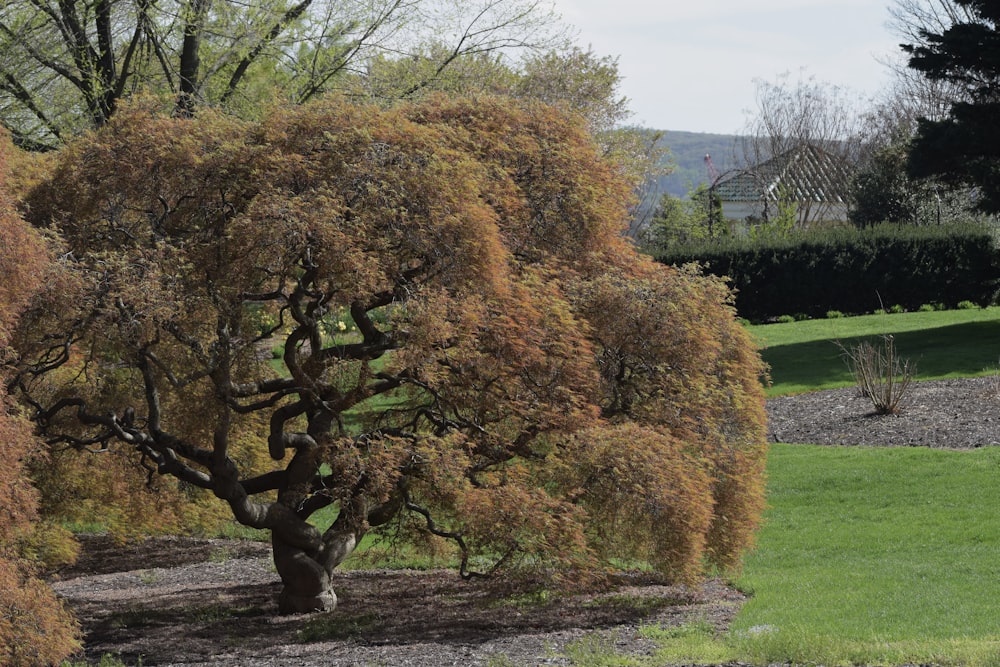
top-left (272, 535), bottom-right (337, 613)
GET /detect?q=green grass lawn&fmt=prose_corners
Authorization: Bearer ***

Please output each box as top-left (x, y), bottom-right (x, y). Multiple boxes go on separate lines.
top-left (749, 307), bottom-right (1000, 396)
top-left (642, 310), bottom-right (1000, 667)
top-left (728, 443), bottom-right (1000, 666)
top-left (647, 444), bottom-right (1000, 667)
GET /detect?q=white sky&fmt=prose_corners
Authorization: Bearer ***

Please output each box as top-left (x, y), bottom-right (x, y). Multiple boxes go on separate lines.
top-left (550, 0), bottom-right (904, 134)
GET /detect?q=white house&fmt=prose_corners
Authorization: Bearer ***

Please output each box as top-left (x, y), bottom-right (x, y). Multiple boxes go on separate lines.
top-left (712, 144), bottom-right (852, 230)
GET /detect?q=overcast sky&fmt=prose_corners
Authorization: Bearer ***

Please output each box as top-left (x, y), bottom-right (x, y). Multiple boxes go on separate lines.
top-left (550, 0), bottom-right (904, 134)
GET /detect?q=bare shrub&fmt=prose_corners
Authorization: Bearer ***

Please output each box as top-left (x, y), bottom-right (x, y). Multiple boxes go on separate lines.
top-left (984, 360), bottom-right (1000, 400)
top-left (841, 335), bottom-right (916, 414)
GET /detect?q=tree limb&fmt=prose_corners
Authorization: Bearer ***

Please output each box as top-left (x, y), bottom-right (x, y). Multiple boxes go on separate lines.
top-left (219, 0), bottom-right (315, 105)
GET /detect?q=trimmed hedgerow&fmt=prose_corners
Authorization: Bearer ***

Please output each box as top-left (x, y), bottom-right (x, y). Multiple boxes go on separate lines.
top-left (655, 223), bottom-right (1000, 322)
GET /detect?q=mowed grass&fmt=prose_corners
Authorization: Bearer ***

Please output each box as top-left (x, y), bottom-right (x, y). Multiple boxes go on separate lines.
top-left (749, 306), bottom-right (1000, 396)
top-left (725, 443), bottom-right (1000, 667)
top-left (654, 309), bottom-right (1000, 667)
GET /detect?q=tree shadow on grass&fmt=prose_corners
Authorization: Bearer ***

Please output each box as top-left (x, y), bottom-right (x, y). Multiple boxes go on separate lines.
top-left (761, 320), bottom-right (1000, 394)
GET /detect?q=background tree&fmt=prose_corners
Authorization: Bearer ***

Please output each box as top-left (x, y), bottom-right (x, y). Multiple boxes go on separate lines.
top-left (355, 45), bottom-right (630, 135)
top-left (847, 1), bottom-right (985, 226)
top-left (0, 131), bottom-right (80, 666)
top-left (903, 0), bottom-right (1000, 213)
top-left (13, 96), bottom-right (768, 613)
top-left (738, 72), bottom-right (864, 227)
top-left (848, 133), bottom-right (978, 226)
top-left (850, 138), bottom-right (928, 226)
top-left (741, 72), bottom-right (865, 166)
top-left (890, 0), bottom-right (977, 45)
top-left (642, 184), bottom-right (722, 252)
top-left (0, 0), bottom-right (563, 149)
top-left (884, 0), bottom-right (975, 125)
top-left (748, 185), bottom-right (798, 241)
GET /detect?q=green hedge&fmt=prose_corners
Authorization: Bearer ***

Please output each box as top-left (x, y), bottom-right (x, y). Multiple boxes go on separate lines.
top-left (655, 223), bottom-right (1000, 322)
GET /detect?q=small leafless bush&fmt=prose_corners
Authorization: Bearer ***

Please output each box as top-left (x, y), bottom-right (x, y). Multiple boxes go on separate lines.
top-left (840, 335), bottom-right (916, 415)
top-left (984, 360), bottom-right (1000, 400)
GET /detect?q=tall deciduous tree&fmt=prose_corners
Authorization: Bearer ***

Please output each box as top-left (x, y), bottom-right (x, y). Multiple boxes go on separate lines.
top-left (643, 184), bottom-right (722, 252)
top-left (0, 131), bottom-right (80, 666)
top-left (738, 72), bottom-right (863, 227)
top-left (882, 0), bottom-right (976, 125)
top-left (741, 72), bottom-right (865, 166)
top-left (0, 0), bottom-right (563, 149)
top-left (903, 0), bottom-right (1000, 213)
top-left (13, 96), bottom-right (768, 613)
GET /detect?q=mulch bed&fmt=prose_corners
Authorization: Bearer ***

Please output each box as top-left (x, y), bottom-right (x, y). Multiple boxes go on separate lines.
top-left (51, 535), bottom-right (745, 666)
top-left (767, 376), bottom-right (1000, 449)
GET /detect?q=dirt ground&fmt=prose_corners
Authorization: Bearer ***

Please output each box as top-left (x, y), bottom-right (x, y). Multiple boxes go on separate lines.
top-left (50, 535), bottom-right (746, 666)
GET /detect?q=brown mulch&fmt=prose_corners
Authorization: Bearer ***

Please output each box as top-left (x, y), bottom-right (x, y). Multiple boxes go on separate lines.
top-left (767, 376), bottom-right (1000, 449)
top-left (51, 535), bottom-right (746, 666)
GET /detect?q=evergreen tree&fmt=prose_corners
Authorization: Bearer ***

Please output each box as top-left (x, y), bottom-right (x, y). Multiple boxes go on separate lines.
top-left (903, 0), bottom-right (1000, 212)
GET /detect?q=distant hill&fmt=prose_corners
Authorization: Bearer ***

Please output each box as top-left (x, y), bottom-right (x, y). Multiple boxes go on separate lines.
top-left (630, 130), bottom-right (741, 231)
top-left (656, 130), bottom-right (741, 198)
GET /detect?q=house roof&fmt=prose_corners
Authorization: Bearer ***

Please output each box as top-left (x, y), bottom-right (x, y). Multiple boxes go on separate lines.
top-left (712, 144), bottom-right (851, 204)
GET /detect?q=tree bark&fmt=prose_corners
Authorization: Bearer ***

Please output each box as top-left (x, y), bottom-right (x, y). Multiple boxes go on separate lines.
top-left (177, 0), bottom-right (211, 116)
top-left (272, 534), bottom-right (336, 613)
top-left (271, 529), bottom-right (358, 613)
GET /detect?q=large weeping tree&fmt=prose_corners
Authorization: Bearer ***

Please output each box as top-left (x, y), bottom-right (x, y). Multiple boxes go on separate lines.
top-left (0, 0), bottom-right (563, 149)
top-left (11, 95), bottom-right (768, 613)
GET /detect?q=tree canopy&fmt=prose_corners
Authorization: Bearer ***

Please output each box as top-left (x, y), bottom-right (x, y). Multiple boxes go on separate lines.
top-left (903, 0), bottom-right (1000, 212)
top-left (0, 0), bottom-right (562, 149)
top-left (12, 95), bottom-right (768, 613)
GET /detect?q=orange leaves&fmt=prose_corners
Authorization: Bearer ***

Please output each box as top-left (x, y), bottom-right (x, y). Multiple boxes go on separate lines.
top-left (13, 94), bottom-right (769, 594)
top-left (405, 433), bottom-right (474, 508)
top-left (253, 99), bottom-right (515, 302)
top-left (0, 560), bottom-right (80, 666)
top-left (0, 131), bottom-right (45, 538)
top-left (558, 423), bottom-right (715, 585)
top-left (318, 432), bottom-right (414, 507)
top-left (564, 258), bottom-right (769, 578)
top-left (403, 95), bottom-right (633, 265)
top-left (0, 130), bottom-right (53, 536)
top-left (569, 261), bottom-right (722, 422)
top-left (0, 408), bottom-right (40, 548)
top-left (0, 133), bottom-right (81, 664)
top-left (457, 473), bottom-right (597, 584)
top-left (0, 136), bottom-right (48, 347)
top-left (31, 101), bottom-right (251, 249)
